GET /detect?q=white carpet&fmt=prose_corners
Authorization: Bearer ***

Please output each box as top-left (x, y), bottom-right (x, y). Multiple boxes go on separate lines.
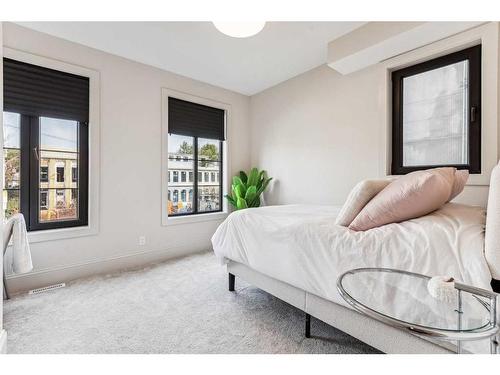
top-left (4, 251), bottom-right (379, 354)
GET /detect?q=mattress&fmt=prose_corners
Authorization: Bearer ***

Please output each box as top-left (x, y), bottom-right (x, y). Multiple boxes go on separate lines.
top-left (212, 203), bottom-right (492, 307)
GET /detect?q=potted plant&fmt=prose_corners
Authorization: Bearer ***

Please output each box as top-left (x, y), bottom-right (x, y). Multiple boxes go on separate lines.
top-left (225, 168), bottom-right (272, 210)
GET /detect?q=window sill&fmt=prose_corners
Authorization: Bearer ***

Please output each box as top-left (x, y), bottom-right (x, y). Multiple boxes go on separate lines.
top-left (164, 211), bottom-right (228, 226)
top-left (26, 224), bottom-right (98, 244)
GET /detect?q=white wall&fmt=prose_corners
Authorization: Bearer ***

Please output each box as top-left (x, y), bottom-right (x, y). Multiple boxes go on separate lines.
top-left (2, 23), bottom-right (251, 294)
top-left (251, 23), bottom-right (499, 208)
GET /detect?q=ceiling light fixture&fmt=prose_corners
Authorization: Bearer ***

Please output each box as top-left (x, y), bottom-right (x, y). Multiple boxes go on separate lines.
top-left (213, 22), bottom-right (266, 38)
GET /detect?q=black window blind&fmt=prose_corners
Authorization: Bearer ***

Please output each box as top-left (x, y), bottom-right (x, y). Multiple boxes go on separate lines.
top-left (3, 58), bottom-right (89, 123)
top-left (168, 97), bottom-right (225, 140)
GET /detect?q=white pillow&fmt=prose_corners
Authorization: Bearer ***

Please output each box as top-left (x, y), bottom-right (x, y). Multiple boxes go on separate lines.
top-left (335, 179), bottom-right (393, 227)
top-left (485, 161), bottom-right (500, 279)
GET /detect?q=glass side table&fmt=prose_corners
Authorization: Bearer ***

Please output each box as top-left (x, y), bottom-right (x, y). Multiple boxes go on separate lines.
top-left (337, 268), bottom-right (499, 354)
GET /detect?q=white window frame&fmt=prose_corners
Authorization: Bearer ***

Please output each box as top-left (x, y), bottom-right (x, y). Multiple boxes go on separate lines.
top-left (3, 47), bottom-right (101, 243)
top-left (161, 88), bottom-right (230, 226)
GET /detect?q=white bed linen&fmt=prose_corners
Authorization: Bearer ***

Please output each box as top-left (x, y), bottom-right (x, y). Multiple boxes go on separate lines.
top-left (212, 203), bottom-right (491, 307)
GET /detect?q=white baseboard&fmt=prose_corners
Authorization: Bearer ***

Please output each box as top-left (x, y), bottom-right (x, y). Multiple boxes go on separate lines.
top-left (0, 329), bottom-right (7, 354)
top-left (5, 244), bottom-right (210, 296)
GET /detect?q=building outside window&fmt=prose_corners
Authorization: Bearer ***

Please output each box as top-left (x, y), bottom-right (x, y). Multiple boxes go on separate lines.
top-left (167, 97), bottom-right (224, 217)
top-left (2, 58), bottom-right (89, 230)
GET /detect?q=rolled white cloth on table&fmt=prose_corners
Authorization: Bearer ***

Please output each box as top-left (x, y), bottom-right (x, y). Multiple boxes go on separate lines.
top-left (3, 213), bottom-right (33, 274)
top-left (427, 276), bottom-right (457, 304)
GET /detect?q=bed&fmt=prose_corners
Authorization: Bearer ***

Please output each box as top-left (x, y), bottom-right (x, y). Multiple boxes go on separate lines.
top-left (211, 201), bottom-right (498, 354)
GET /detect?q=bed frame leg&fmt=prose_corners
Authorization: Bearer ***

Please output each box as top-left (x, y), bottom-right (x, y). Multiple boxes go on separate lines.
top-left (228, 273), bottom-right (235, 292)
top-left (305, 313), bottom-right (311, 338)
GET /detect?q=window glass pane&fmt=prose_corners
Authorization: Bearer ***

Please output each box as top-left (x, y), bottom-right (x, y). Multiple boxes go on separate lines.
top-left (198, 138), bottom-right (221, 163)
top-left (39, 149), bottom-right (79, 223)
top-left (168, 134), bottom-right (194, 159)
top-left (402, 60), bottom-right (469, 167)
top-left (3, 112), bottom-right (21, 221)
top-left (3, 189), bottom-right (20, 219)
top-left (198, 186), bottom-right (220, 213)
top-left (39, 188), bottom-right (78, 222)
top-left (4, 149), bottom-right (20, 189)
top-left (40, 117), bottom-right (78, 152)
top-left (167, 134), bottom-right (195, 217)
top-left (168, 185), bottom-right (194, 216)
top-left (3, 112), bottom-right (21, 149)
top-left (72, 163), bottom-right (78, 182)
top-left (56, 166), bottom-right (65, 182)
top-left (198, 160), bottom-right (221, 213)
top-left (40, 189), bottom-right (48, 210)
top-left (40, 166), bottom-right (49, 182)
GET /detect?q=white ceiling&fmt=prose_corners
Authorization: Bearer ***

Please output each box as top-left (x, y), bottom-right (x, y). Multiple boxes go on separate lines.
top-left (16, 22), bottom-right (364, 95)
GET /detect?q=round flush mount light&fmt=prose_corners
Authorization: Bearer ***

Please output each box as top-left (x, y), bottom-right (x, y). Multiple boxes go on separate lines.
top-left (213, 22), bottom-right (266, 38)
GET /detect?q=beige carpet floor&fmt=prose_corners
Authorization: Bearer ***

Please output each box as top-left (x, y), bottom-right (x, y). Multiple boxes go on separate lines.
top-left (3, 251), bottom-right (380, 354)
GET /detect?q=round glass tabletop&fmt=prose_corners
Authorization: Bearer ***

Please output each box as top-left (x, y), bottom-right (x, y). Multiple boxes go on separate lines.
top-left (337, 268), bottom-right (498, 340)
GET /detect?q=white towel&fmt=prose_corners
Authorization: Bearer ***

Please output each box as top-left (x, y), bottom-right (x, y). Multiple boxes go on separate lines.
top-left (3, 213), bottom-right (33, 274)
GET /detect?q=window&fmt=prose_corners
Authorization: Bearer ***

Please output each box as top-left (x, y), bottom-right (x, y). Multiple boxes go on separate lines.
top-left (167, 97), bottom-right (224, 217)
top-left (40, 166), bottom-right (48, 182)
top-left (391, 45), bottom-right (481, 174)
top-left (40, 189), bottom-right (48, 210)
top-left (56, 165), bottom-right (65, 182)
top-left (173, 171), bottom-right (179, 182)
top-left (72, 164), bottom-right (77, 182)
top-left (2, 58), bottom-right (89, 230)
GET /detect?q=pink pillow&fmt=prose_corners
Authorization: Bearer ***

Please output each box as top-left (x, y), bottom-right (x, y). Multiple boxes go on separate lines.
top-left (349, 168), bottom-right (455, 231)
top-left (449, 169), bottom-right (469, 201)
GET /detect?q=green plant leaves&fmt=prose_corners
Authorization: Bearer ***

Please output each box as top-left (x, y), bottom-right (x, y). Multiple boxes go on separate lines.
top-left (239, 171), bottom-right (248, 184)
top-left (225, 194), bottom-right (236, 208)
top-left (247, 167), bottom-right (259, 187)
top-left (232, 176), bottom-right (246, 192)
top-left (234, 183), bottom-right (245, 200)
top-left (245, 185), bottom-right (257, 203)
top-left (225, 167), bottom-right (272, 210)
top-left (236, 197), bottom-right (248, 210)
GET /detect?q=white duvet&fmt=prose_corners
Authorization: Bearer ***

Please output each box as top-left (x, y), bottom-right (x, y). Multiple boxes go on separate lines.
top-left (212, 203), bottom-right (492, 307)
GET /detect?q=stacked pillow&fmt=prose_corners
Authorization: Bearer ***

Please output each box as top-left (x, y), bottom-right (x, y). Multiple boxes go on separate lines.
top-left (335, 179), bottom-right (394, 227)
top-left (337, 168), bottom-right (469, 231)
